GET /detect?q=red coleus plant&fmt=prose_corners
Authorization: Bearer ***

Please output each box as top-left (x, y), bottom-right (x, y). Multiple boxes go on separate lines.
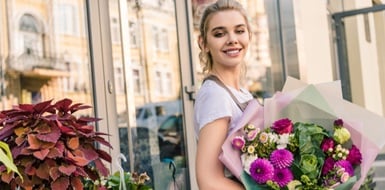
top-left (0, 98), bottom-right (112, 190)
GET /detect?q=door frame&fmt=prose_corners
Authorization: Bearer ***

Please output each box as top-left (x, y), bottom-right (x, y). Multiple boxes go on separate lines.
top-left (175, 1), bottom-right (199, 189)
top-left (332, 4), bottom-right (385, 101)
top-left (86, 0), bottom-right (121, 172)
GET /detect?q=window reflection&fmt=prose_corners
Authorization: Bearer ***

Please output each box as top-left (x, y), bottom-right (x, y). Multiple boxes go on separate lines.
top-left (54, 3), bottom-right (79, 35)
top-left (109, 0), bottom-right (187, 189)
top-left (1, 0), bottom-right (92, 112)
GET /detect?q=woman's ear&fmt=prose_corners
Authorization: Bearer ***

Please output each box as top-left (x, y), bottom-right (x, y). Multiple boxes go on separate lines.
top-left (198, 36), bottom-right (207, 52)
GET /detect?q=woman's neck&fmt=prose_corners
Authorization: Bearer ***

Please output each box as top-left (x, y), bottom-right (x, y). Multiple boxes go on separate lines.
top-left (210, 69), bottom-right (241, 90)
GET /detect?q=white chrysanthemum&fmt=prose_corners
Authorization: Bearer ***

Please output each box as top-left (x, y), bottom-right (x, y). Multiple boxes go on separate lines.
top-left (276, 133), bottom-right (290, 149)
top-left (278, 133), bottom-right (290, 144)
top-left (276, 143), bottom-right (287, 149)
top-left (268, 133), bottom-right (278, 143)
top-left (241, 154), bottom-right (258, 175)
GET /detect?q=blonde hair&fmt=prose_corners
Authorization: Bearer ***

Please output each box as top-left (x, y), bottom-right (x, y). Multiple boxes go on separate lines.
top-left (198, 0), bottom-right (251, 76)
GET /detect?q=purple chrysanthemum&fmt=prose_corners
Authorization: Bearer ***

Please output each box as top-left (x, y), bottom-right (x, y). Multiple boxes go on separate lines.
top-left (249, 158), bottom-right (274, 184)
top-left (273, 168), bottom-right (293, 187)
top-left (347, 145), bottom-right (362, 166)
top-left (270, 149), bottom-right (294, 169)
top-left (335, 160), bottom-right (354, 176)
top-left (322, 157), bottom-right (336, 175)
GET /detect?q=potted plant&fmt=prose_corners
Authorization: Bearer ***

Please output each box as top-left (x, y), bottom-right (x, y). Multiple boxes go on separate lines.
top-left (0, 98), bottom-right (112, 189)
top-left (82, 170), bottom-right (152, 190)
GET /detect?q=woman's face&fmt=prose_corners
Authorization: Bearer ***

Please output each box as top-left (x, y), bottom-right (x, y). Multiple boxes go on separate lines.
top-left (204, 10), bottom-right (250, 70)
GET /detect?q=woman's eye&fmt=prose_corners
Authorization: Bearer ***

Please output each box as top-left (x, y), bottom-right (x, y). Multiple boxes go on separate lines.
top-left (236, 30), bottom-right (245, 34)
top-left (214, 32), bottom-right (225, 37)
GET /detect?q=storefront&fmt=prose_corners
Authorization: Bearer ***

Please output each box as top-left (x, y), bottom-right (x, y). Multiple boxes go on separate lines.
top-left (1, 0), bottom-right (384, 189)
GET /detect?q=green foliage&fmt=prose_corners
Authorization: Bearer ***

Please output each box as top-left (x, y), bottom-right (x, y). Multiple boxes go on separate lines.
top-left (293, 122), bottom-right (329, 181)
top-left (83, 171), bottom-right (152, 190)
top-left (106, 171), bottom-right (152, 190)
top-left (0, 98), bottom-right (112, 189)
top-left (0, 141), bottom-right (21, 179)
top-left (359, 168), bottom-right (376, 190)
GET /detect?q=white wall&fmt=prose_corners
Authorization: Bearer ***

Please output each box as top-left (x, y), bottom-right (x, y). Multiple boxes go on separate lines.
top-left (292, 0), bottom-right (384, 116)
top-left (292, 0), bottom-right (334, 84)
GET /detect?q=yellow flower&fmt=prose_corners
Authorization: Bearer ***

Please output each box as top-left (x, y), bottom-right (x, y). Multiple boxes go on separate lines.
top-left (247, 145), bottom-right (255, 154)
top-left (333, 127), bottom-right (351, 144)
top-left (287, 180), bottom-right (302, 190)
top-left (246, 124), bottom-right (256, 130)
top-left (259, 132), bottom-right (268, 143)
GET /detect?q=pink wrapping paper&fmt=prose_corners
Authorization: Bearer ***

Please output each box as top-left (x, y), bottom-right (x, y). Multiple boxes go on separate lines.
top-left (219, 77), bottom-right (385, 189)
top-left (219, 99), bottom-right (264, 179)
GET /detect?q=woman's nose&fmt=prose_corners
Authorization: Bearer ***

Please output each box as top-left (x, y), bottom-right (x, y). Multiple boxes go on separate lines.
top-left (227, 33), bottom-right (238, 45)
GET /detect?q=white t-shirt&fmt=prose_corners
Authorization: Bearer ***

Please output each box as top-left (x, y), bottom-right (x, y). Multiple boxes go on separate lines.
top-left (194, 80), bottom-right (254, 139)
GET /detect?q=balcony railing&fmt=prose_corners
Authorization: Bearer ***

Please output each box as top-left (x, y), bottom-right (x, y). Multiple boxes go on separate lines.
top-left (8, 52), bottom-right (67, 72)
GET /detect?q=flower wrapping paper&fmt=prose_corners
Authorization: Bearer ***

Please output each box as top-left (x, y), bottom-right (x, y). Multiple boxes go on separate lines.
top-left (219, 77), bottom-right (385, 190)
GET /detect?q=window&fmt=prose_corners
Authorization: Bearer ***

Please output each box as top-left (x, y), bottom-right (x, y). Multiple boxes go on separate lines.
top-left (108, 1), bottom-right (187, 189)
top-left (111, 17), bottom-right (121, 44)
top-left (160, 28), bottom-right (169, 51)
top-left (19, 14), bottom-right (43, 56)
top-left (155, 71), bottom-right (163, 95)
top-left (133, 69), bottom-right (141, 94)
top-left (153, 26), bottom-right (161, 50)
top-left (164, 72), bottom-right (172, 95)
top-left (115, 65), bottom-right (125, 94)
top-left (152, 26), bottom-right (169, 52)
top-left (20, 14), bottom-right (39, 33)
top-left (129, 22), bottom-right (138, 47)
top-left (55, 3), bottom-right (79, 35)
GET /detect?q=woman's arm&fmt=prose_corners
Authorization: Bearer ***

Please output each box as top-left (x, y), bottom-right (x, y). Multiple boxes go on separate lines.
top-left (196, 117), bottom-right (245, 190)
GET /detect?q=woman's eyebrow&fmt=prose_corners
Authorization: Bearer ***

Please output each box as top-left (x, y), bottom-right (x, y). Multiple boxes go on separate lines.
top-left (234, 24), bottom-right (246, 28)
top-left (211, 24), bottom-right (246, 32)
top-left (211, 26), bottom-right (226, 32)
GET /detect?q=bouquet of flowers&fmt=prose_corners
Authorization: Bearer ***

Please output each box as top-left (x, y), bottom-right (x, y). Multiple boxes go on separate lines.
top-left (219, 77), bottom-right (385, 190)
top-left (232, 118), bottom-right (361, 189)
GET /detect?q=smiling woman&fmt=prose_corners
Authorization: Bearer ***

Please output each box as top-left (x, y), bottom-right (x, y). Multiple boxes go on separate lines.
top-left (202, 10), bottom-right (250, 79)
top-left (194, 0), bottom-right (254, 189)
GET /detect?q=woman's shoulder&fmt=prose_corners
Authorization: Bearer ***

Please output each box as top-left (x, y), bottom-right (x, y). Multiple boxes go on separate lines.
top-left (196, 80), bottom-right (229, 99)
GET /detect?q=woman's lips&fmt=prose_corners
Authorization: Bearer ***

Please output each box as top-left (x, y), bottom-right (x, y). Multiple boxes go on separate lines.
top-left (223, 48), bottom-right (242, 56)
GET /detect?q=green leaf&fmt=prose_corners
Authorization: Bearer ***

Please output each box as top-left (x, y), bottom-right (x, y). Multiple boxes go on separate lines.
top-left (0, 141), bottom-right (22, 180)
top-left (295, 122), bottom-right (328, 155)
top-left (240, 171), bottom-right (271, 190)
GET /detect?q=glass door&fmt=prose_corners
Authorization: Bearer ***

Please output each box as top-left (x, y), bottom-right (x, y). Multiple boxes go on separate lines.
top-left (108, 0), bottom-right (188, 189)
